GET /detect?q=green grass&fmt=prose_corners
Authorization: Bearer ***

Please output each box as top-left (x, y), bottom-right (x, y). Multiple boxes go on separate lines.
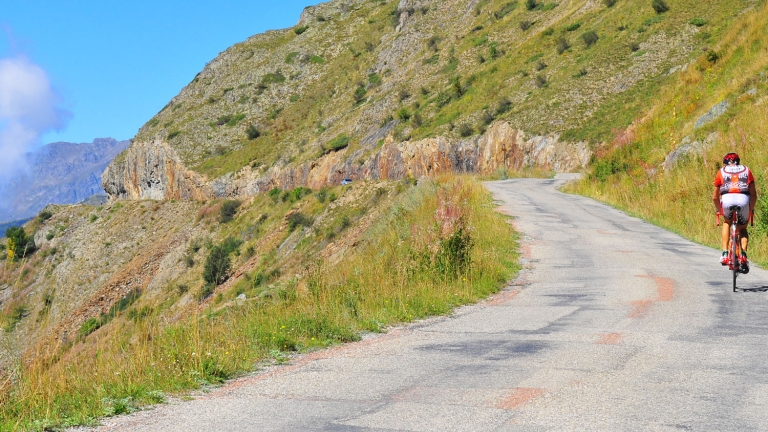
top-left (567, 2), bottom-right (768, 265)
top-left (0, 176), bottom-right (519, 430)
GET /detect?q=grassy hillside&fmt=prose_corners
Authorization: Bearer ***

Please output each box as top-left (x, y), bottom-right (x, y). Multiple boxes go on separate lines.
top-left (130, 0), bottom-right (753, 179)
top-left (567, 0), bottom-right (768, 264)
top-left (0, 175), bottom-right (519, 430)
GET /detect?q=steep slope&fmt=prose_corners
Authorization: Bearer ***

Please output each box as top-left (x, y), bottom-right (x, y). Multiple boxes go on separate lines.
top-left (568, 0), bottom-right (768, 264)
top-left (0, 138), bottom-right (129, 223)
top-left (103, 0), bottom-right (752, 200)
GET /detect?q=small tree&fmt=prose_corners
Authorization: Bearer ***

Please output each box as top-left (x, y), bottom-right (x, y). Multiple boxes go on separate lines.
top-left (582, 31), bottom-right (599, 47)
top-left (652, 0), bottom-right (669, 13)
top-left (246, 124), bottom-right (261, 140)
top-left (556, 37), bottom-right (571, 54)
top-left (203, 245), bottom-right (231, 288)
top-left (5, 227), bottom-right (35, 261)
top-left (219, 200), bottom-right (241, 223)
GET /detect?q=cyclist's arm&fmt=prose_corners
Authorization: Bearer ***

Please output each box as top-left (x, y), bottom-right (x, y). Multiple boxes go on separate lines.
top-left (749, 182), bottom-right (757, 213)
top-left (713, 186), bottom-right (723, 214)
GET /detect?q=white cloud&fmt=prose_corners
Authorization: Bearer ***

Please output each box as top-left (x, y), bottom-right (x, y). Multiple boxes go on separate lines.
top-left (0, 56), bottom-right (69, 179)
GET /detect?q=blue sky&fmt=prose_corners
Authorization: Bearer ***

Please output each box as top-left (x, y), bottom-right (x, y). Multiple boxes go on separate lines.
top-left (0, 0), bottom-right (318, 146)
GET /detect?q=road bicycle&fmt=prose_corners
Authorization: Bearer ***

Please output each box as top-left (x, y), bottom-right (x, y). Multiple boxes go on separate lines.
top-left (717, 205), bottom-right (753, 292)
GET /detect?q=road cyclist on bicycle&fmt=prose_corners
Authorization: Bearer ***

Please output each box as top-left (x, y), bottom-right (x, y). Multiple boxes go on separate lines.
top-left (713, 152), bottom-right (757, 271)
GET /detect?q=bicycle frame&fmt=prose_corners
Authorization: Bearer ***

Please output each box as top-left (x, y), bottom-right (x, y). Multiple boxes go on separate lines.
top-left (717, 205), bottom-right (753, 292)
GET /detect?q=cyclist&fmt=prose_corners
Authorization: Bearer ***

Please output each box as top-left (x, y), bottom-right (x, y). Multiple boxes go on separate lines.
top-left (713, 152), bottom-right (757, 269)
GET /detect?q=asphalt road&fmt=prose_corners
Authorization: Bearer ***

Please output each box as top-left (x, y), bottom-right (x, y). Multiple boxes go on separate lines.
top-left (86, 175), bottom-right (768, 431)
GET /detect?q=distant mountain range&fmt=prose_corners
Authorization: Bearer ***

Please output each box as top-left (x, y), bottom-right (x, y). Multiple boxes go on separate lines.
top-left (0, 138), bottom-right (129, 224)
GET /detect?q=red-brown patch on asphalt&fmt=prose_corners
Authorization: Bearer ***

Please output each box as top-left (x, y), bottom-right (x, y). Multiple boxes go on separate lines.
top-left (597, 229), bottom-right (616, 235)
top-left (496, 388), bottom-right (545, 410)
top-left (629, 300), bottom-right (653, 318)
top-left (629, 275), bottom-right (675, 318)
top-left (596, 333), bottom-right (623, 345)
top-left (486, 289), bottom-right (520, 306)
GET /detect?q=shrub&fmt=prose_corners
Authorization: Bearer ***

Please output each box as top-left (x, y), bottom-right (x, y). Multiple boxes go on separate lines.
top-left (316, 188), bottom-right (328, 203)
top-left (427, 35), bottom-right (440, 51)
top-left (496, 98), bottom-right (512, 116)
top-left (566, 23), bottom-right (581, 32)
top-left (167, 130), bottom-right (181, 140)
top-left (573, 68), bottom-right (588, 78)
top-left (582, 31), bottom-right (599, 47)
top-left (458, 123), bottom-right (474, 137)
top-left (542, 27), bottom-right (554, 36)
top-left (630, 43), bottom-right (641, 52)
top-left (434, 224), bottom-right (474, 278)
top-left (287, 212), bottom-right (313, 231)
top-left (294, 25), bottom-right (309, 35)
top-left (411, 112), bottom-right (423, 127)
top-left (269, 188), bottom-right (281, 203)
top-left (45, 232), bottom-right (54, 241)
top-left (651, 0), bottom-right (669, 13)
top-left (489, 43), bottom-right (500, 60)
top-left (368, 73), bottom-right (382, 85)
top-left (556, 37), bottom-right (571, 54)
top-left (520, 20), bottom-right (532, 31)
top-left (246, 124), bottom-right (261, 140)
top-left (353, 86), bottom-right (367, 103)
top-left (203, 245), bottom-right (231, 287)
top-left (5, 226), bottom-right (35, 260)
top-left (604, 0), bottom-right (617, 6)
top-left (309, 55), bottom-right (324, 64)
top-left (536, 61), bottom-right (548, 71)
top-left (535, 74), bottom-right (548, 88)
top-left (261, 72), bottom-right (286, 86)
top-left (325, 134), bottom-right (350, 153)
top-left (219, 200), bottom-right (241, 223)
top-left (494, 2), bottom-right (519, 19)
top-left (37, 210), bottom-right (53, 222)
top-left (290, 187), bottom-right (313, 202)
top-left (706, 50), bottom-right (720, 64)
top-left (481, 110), bottom-right (495, 126)
top-left (79, 317), bottom-right (101, 337)
top-left (220, 237), bottom-right (243, 255)
top-left (690, 18), bottom-right (707, 27)
top-left (396, 108), bottom-right (412, 121)
top-left (285, 52), bottom-right (300, 64)
top-left (525, 0), bottom-right (538, 11)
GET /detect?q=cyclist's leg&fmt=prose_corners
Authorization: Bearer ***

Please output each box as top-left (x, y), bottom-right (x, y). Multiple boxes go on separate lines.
top-left (721, 220), bottom-right (730, 251)
top-left (739, 225), bottom-right (749, 252)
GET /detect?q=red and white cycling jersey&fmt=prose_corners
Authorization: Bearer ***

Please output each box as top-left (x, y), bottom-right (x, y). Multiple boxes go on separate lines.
top-left (714, 164), bottom-right (754, 195)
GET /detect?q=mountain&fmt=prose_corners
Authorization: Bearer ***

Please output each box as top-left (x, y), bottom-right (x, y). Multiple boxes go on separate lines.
top-left (0, 138), bottom-right (130, 223)
top-left (103, 0), bottom-right (749, 201)
top-left (2, 0), bottom-right (765, 428)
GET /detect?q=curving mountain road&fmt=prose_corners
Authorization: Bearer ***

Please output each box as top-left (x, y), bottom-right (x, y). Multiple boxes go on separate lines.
top-left (87, 175), bottom-right (768, 431)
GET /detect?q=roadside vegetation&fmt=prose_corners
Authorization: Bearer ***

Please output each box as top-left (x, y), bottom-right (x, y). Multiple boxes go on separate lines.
top-left (0, 175), bottom-right (519, 430)
top-left (567, 1), bottom-right (768, 265)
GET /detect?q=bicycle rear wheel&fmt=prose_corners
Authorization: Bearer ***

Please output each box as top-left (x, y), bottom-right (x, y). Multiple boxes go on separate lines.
top-left (732, 228), bottom-right (740, 292)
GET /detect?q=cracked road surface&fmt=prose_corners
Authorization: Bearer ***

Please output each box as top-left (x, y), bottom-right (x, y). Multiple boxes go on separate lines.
top-left (86, 175), bottom-right (768, 431)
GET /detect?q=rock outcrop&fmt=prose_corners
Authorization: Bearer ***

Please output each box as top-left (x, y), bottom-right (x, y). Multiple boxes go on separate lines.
top-left (102, 139), bottom-right (211, 200)
top-left (103, 122), bottom-right (590, 201)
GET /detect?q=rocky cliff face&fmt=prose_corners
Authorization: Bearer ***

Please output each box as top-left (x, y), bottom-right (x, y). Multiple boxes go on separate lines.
top-left (0, 138), bottom-right (129, 223)
top-left (103, 121), bottom-right (590, 200)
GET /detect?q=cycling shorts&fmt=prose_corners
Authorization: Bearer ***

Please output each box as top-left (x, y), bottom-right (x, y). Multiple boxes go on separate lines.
top-left (722, 193), bottom-right (750, 225)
